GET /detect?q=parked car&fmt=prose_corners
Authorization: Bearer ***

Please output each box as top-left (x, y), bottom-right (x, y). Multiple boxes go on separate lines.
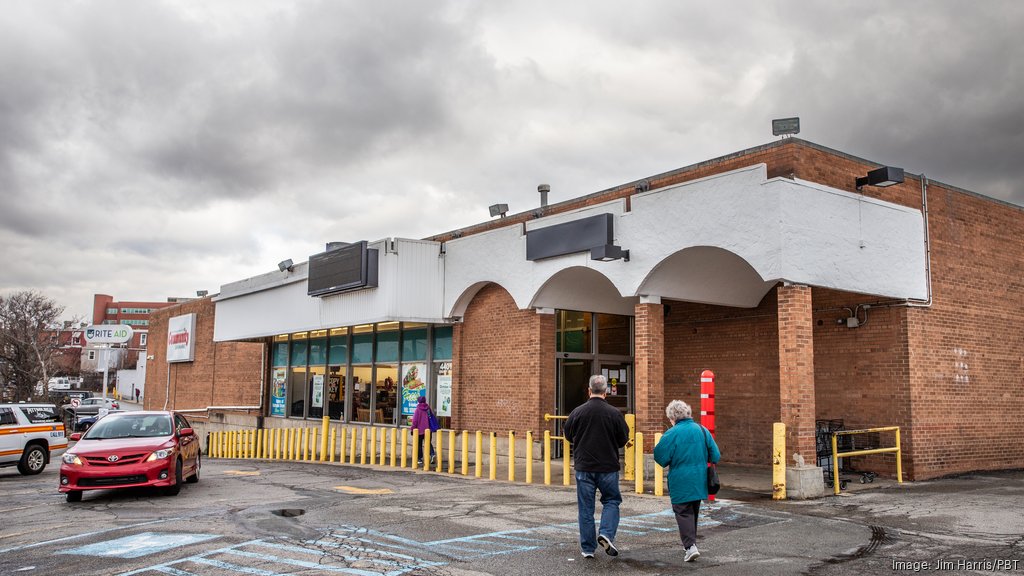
top-left (63, 397), bottom-right (120, 422)
top-left (59, 411), bottom-right (201, 502)
top-left (0, 403), bottom-right (68, 475)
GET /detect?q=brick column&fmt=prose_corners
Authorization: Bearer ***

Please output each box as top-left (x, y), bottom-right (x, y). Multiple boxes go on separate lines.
top-left (634, 301), bottom-right (665, 443)
top-left (534, 310), bottom-right (557, 435)
top-left (777, 284), bottom-right (817, 463)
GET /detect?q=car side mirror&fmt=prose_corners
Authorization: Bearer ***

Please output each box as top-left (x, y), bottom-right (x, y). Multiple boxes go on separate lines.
top-left (179, 427), bottom-right (194, 437)
top-left (69, 432), bottom-right (82, 441)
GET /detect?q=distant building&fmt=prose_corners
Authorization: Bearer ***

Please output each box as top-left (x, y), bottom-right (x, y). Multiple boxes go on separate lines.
top-left (83, 294), bottom-right (192, 371)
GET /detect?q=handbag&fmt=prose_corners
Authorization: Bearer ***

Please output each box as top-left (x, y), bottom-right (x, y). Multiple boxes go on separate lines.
top-left (702, 426), bottom-right (720, 495)
top-left (427, 407), bottom-right (441, 432)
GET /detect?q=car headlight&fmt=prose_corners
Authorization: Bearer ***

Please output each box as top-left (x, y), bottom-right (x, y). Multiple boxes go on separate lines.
top-left (62, 454), bottom-right (82, 465)
top-left (146, 449), bottom-right (172, 462)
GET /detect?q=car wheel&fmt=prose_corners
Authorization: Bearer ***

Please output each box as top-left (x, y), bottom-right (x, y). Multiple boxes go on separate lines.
top-left (164, 460), bottom-right (183, 496)
top-left (66, 490), bottom-right (82, 503)
top-left (17, 444), bottom-right (47, 475)
top-left (186, 454), bottom-right (200, 484)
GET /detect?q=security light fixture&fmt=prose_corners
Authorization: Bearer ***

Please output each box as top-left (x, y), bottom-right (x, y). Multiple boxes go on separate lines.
top-left (590, 244), bottom-right (630, 262)
top-left (278, 259), bottom-right (294, 272)
top-left (856, 166), bottom-right (904, 190)
top-left (196, 290), bottom-right (208, 297)
top-left (489, 203), bottom-right (509, 218)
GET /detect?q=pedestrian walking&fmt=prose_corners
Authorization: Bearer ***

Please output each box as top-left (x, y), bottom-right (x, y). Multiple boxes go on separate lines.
top-left (563, 374), bottom-right (629, 559)
top-left (653, 399), bottom-right (721, 563)
top-left (410, 396), bottom-right (437, 465)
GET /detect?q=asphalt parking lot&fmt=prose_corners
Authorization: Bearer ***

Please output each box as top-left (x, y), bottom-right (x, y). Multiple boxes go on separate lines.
top-left (1, 458), bottom-right (1022, 575)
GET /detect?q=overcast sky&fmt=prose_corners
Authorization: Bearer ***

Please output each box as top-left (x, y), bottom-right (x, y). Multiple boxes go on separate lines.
top-left (2, 1), bottom-right (1022, 322)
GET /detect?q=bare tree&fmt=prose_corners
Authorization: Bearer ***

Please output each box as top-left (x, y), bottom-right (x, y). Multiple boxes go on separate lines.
top-left (0, 291), bottom-right (66, 401)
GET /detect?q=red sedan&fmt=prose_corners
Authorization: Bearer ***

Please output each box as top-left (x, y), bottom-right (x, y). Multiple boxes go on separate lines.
top-left (59, 411), bottom-right (201, 503)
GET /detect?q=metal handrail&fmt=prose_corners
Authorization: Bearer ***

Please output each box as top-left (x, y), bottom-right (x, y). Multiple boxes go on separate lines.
top-left (830, 426), bottom-right (902, 495)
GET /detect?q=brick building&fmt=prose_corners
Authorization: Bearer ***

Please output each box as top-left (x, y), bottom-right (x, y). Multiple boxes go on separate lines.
top-left (82, 294), bottom-right (188, 372)
top-left (145, 138), bottom-right (1024, 483)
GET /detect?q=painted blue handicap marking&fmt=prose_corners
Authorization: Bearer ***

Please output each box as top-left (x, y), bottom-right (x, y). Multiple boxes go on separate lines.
top-left (60, 532), bottom-right (219, 559)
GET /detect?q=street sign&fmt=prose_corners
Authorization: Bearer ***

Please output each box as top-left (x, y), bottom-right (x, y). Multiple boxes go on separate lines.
top-left (84, 325), bottom-right (134, 344)
top-left (70, 398), bottom-right (81, 408)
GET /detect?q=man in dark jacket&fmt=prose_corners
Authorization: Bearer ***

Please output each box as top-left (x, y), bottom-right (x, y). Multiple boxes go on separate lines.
top-left (564, 374), bottom-right (630, 558)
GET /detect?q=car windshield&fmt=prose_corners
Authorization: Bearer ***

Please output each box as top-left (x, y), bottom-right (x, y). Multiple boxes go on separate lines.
top-left (84, 414), bottom-right (174, 439)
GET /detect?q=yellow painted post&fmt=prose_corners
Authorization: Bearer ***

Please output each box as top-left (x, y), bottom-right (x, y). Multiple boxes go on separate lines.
top-left (338, 427), bottom-right (346, 463)
top-left (526, 431), bottom-right (533, 484)
top-left (266, 429), bottom-right (272, 460)
top-left (391, 428), bottom-right (397, 467)
top-left (372, 424), bottom-right (380, 463)
top-left (895, 427), bottom-right (903, 484)
top-left (349, 427), bottom-right (357, 464)
top-left (400, 428), bottom-right (408, 468)
top-left (290, 428), bottom-right (297, 460)
top-left (654, 432), bottom-right (663, 497)
top-left (360, 427), bottom-right (367, 465)
top-left (624, 414), bottom-right (636, 481)
top-left (508, 431), bottom-right (516, 482)
top-left (475, 431), bottom-right (483, 478)
top-left (773, 422), bottom-right (786, 500)
top-left (330, 427), bottom-right (337, 463)
top-left (310, 429), bottom-right (318, 461)
top-left (283, 429), bottom-right (289, 460)
top-left (435, 429), bottom-right (443, 473)
top-left (320, 416), bottom-right (330, 462)
top-left (412, 429), bottom-right (420, 467)
top-left (210, 432), bottom-right (217, 458)
top-left (274, 428), bottom-right (281, 460)
top-left (265, 429), bottom-right (271, 459)
top-left (448, 430), bottom-right (456, 474)
top-left (257, 429), bottom-right (264, 459)
top-left (247, 430), bottom-right (253, 459)
top-left (237, 431), bottom-right (243, 458)
top-left (544, 430), bottom-right (551, 485)
top-left (489, 432), bottom-right (497, 480)
top-left (635, 432), bottom-right (644, 494)
top-left (220, 431), bottom-right (225, 458)
top-left (832, 434), bottom-right (840, 495)
top-left (563, 438), bottom-right (571, 486)
top-left (423, 430), bottom-right (431, 471)
top-left (461, 431), bottom-right (469, 475)
top-left (224, 431), bottom-right (230, 458)
top-left (228, 431), bottom-right (234, 458)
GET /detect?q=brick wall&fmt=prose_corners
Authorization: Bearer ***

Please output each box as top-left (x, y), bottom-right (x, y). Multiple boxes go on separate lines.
top-left (455, 284), bottom-right (555, 435)
top-left (145, 298), bottom-right (264, 417)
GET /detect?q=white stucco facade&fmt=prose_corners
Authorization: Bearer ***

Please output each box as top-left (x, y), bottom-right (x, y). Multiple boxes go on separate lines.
top-left (213, 163), bottom-right (927, 340)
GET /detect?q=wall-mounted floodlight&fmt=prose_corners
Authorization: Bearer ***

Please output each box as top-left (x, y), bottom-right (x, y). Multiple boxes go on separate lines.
top-left (278, 259), bottom-right (294, 272)
top-left (590, 244), bottom-right (630, 262)
top-left (489, 203), bottom-right (509, 218)
top-left (856, 166), bottom-right (904, 190)
top-left (196, 290), bottom-right (208, 297)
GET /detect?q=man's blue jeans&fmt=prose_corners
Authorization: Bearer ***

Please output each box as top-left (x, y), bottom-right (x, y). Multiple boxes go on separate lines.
top-left (575, 470), bottom-right (622, 553)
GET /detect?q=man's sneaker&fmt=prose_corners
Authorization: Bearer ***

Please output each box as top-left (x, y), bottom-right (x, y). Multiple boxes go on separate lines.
top-left (581, 551), bottom-right (595, 559)
top-left (597, 534), bottom-right (618, 557)
top-left (684, 545), bottom-right (700, 562)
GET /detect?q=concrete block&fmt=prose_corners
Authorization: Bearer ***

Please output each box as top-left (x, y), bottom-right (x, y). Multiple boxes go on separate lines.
top-left (786, 465), bottom-right (826, 499)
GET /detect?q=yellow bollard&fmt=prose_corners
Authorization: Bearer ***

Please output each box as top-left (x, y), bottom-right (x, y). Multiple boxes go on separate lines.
top-left (412, 430), bottom-right (420, 467)
top-left (248, 430), bottom-right (254, 459)
top-left (225, 431), bottom-right (231, 459)
top-left (508, 431), bottom-right (516, 482)
top-left (423, 429), bottom-right (432, 471)
top-left (400, 427), bottom-right (408, 468)
top-left (895, 427), bottom-right (903, 484)
top-left (372, 424), bottom-right (380, 463)
top-left (330, 427), bottom-right (337, 463)
top-left (382, 428), bottom-right (389, 467)
top-left (360, 427), bottom-right (367, 465)
top-left (435, 429), bottom-right (443, 473)
top-left (265, 428), bottom-right (271, 459)
top-left (832, 434), bottom-right (840, 495)
top-left (489, 432), bottom-right (497, 480)
top-left (340, 427), bottom-right (347, 463)
top-left (526, 431), bottom-right (533, 484)
top-left (289, 428), bottom-right (296, 460)
top-left (544, 430), bottom-right (551, 485)
top-left (228, 431), bottom-right (234, 458)
top-left (448, 430), bottom-right (456, 474)
top-left (320, 416), bottom-right (330, 463)
top-left (654, 433), bottom-right (664, 496)
top-left (475, 431), bottom-right (483, 478)
top-left (635, 432), bottom-right (644, 494)
top-left (349, 426), bottom-right (358, 464)
top-left (773, 422), bottom-right (786, 500)
top-left (563, 439), bottom-right (571, 486)
top-left (274, 428), bottom-right (281, 460)
top-left (624, 414), bottom-right (636, 481)
top-left (390, 428), bottom-right (397, 467)
top-left (257, 429), bottom-right (264, 459)
top-left (461, 431), bottom-right (469, 476)
top-left (238, 430), bottom-right (244, 459)
top-left (310, 429), bottom-right (318, 461)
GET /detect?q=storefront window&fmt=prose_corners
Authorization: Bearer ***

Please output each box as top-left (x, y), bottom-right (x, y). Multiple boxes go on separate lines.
top-left (433, 325), bottom-right (453, 360)
top-left (402, 325), bottom-right (428, 362)
top-left (376, 364), bottom-right (398, 425)
top-left (376, 322), bottom-right (399, 363)
top-left (352, 365), bottom-right (373, 423)
top-left (327, 328), bottom-right (348, 421)
top-left (272, 342), bottom-right (288, 367)
top-left (307, 337), bottom-right (327, 418)
top-left (271, 342), bottom-right (288, 417)
top-left (557, 311), bottom-right (592, 354)
top-left (289, 339), bottom-right (309, 417)
top-left (352, 325), bottom-right (373, 364)
top-left (596, 314), bottom-right (631, 356)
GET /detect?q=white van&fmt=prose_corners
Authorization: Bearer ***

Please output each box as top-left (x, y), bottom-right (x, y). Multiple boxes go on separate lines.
top-left (0, 403), bottom-right (68, 474)
top-left (47, 377), bottom-right (72, 391)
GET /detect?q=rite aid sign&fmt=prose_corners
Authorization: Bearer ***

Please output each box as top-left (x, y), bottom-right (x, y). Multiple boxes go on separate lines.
top-left (84, 325), bottom-right (134, 344)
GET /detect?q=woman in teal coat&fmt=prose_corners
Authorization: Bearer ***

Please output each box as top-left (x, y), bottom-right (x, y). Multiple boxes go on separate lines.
top-left (653, 399), bottom-right (720, 563)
